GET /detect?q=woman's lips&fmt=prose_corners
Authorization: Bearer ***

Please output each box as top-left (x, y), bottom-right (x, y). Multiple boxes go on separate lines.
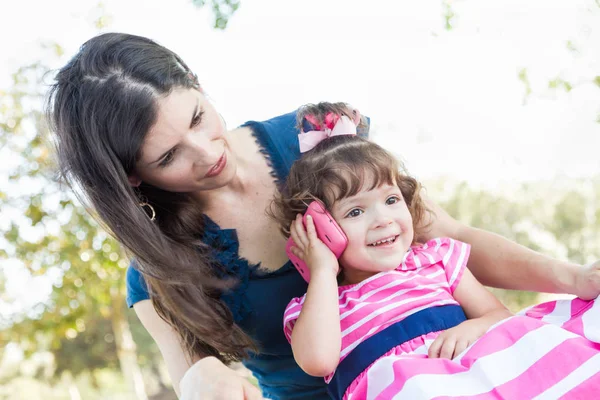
top-left (204, 152), bottom-right (227, 178)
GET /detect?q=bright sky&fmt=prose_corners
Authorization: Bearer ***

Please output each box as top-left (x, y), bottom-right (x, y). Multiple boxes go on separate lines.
top-left (1, 0), bottom-right (599, 187)
top-left (0, 0), bottom-right (599, 314)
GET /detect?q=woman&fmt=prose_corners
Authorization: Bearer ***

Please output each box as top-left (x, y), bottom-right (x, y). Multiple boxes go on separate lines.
top-left (48, 32), bottom-right (600, 400)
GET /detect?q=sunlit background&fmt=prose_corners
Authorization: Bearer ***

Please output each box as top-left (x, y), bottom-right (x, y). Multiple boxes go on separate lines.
top-left (1, 1), bottom-right (599, 399)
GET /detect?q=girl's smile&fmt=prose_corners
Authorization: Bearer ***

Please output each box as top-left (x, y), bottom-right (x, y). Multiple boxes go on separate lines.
top-left (367, 234), bottom-right (399, 247)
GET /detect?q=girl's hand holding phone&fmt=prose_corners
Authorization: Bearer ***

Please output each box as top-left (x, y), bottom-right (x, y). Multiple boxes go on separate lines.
top-left (289, 214), bottom-right (339, 278)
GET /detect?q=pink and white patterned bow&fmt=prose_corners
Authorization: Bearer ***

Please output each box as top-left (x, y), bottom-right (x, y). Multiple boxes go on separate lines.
top-left (298, 111), bottom-right (361, 153)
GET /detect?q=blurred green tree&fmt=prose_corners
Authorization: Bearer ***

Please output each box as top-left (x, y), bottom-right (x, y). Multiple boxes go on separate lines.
top-left (0, 55), bottom-right (151, 398)
top-left (191, 0), bottom-right (241, 29)
top-left (427, 178), bottom-right (600, 310)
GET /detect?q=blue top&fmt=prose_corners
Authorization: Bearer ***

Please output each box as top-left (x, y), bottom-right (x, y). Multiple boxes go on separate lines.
top-left (126, 110), bottom-right (368, 399)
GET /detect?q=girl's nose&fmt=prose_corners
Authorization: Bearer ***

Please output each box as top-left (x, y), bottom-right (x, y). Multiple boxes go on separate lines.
top-left (372, 211), bottom-right (394, 229)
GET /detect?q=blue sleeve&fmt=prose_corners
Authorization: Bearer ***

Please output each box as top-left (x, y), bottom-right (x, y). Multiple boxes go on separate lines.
top-left (126, 262), bottom-right (150, 307)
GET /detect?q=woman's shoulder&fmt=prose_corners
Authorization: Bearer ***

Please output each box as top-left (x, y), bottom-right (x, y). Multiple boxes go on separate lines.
top-left (241, 109), bottom-right (299, 137)
top-left (240, 109), bottom-right (301, 180)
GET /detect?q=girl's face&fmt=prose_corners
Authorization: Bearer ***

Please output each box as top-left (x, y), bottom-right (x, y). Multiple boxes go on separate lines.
top-left (331, 181), bottom-right (414, 285)
top-left (132, 88), bottom-right (235, 193)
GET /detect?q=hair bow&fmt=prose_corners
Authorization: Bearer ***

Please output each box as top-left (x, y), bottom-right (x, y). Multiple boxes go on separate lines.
top-left (298, 111), bottom-right (361, 153)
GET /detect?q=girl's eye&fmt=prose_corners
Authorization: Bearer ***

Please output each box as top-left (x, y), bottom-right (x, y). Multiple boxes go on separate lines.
top-left (346, 208), bottom-right (363, 218)
top-left (159, 148), bottom-right (177, 167)
top-left (191, 110), bottom-right (204, 128)
top-left (386, 196), bottom-right (401, 205)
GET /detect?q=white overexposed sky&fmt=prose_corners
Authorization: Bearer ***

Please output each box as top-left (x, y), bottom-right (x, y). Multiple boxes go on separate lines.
top-left (0, 0), bottom-right (599, 313)
top-left (1, 0), bottom-right (599, 187)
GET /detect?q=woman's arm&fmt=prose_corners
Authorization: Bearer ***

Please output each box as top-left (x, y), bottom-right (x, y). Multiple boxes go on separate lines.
top-left (419, 194), bottom-right (590, 297)
top-left (133, 300), bottom-right (263, 399)
top-left (133, 300), bottom-right (198, 396)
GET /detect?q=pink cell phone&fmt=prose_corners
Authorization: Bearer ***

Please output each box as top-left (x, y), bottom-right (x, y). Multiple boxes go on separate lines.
top-left (285, 201), bottom-right (348, 282)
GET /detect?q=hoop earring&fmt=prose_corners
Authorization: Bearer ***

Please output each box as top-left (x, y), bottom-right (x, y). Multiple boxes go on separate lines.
top-left (139, 198), bottom-right (156, 222)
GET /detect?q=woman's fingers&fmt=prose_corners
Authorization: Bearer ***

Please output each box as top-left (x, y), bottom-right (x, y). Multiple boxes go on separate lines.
top-left (180, 357), bottom-right (265, 400)
top-left (576, 260), bottom-right (600, 300)
top-left (242, 380), bottom-right (264, 400)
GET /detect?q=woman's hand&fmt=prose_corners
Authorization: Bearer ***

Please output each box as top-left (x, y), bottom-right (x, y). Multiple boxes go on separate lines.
top-left (180, 356), bottom-right (264, 400)
top-left (573, 260), bottom-right (600, 300)
top-left (289, 214), bottom-right (339, 277)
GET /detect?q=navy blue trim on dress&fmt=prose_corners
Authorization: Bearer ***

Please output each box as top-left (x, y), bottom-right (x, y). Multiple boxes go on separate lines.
top-left (327, 304), bottom-right (467, 400)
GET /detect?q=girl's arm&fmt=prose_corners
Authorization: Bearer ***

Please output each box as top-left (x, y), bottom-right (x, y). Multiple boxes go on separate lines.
top-left (428, 268), bottom-right (512, 359)
top-left (133, 300), bottom-right (263, 399)
top-left (288, 214), bottom-right (342, 377)
top-left (290, 269), bottom-right (342, 377)
top-left (420, 194), bottom-right (594, 298)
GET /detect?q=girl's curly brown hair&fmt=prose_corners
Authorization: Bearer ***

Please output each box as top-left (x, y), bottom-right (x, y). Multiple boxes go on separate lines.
top-left (270, 102), bottom-right (430, 242)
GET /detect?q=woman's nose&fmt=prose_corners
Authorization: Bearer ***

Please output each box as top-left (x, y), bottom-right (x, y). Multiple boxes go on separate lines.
top-left (188, 130), bottom-right (209, 150)
top-left (185, 135), bottom-right (222, 172)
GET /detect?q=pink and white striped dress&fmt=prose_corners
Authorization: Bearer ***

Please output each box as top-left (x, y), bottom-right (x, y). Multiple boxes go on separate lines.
top-left (283, 237), bottom-right (600, 399)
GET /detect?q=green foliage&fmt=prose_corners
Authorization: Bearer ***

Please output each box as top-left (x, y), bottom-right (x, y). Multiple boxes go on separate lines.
top-left (191, 0), bottom-right (241, 29)
top-left (0, 58), bottom-right (158, 383)
top-left (548, 77), bottom-right (573, 92)
top-left (427, 178), bottom-right (600, 310)
top-left (517, 68), bottom-right (532, 105)
top-left (441, 1), bottom-right (456, 31)
top-left (566, 40), bottom-right (579, 54)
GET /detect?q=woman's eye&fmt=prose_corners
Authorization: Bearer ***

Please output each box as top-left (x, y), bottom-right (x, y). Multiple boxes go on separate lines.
top-left (159, 149), bottom-right (176, 167)
top-left (191, 110), bottom-right (204, 128)
top-left (346, 208), bottom-right (363, 218)
top-left (386, 196), bottom-right (401, 205)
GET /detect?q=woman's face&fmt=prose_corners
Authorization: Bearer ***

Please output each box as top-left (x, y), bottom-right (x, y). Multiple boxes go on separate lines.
top-left (132, 87), bottom-right (235, 193)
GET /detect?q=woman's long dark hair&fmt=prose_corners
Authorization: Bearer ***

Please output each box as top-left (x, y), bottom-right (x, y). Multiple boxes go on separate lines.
top-left (47, 32), bottom-right (256, 362)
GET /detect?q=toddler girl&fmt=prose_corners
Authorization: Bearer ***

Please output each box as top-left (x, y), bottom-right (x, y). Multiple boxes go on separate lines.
top-left (271, 103), bottom-right (600, 400)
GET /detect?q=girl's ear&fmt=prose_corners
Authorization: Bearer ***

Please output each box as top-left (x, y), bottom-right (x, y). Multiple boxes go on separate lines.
top-left (128, 174), bottom-right (142, 187)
